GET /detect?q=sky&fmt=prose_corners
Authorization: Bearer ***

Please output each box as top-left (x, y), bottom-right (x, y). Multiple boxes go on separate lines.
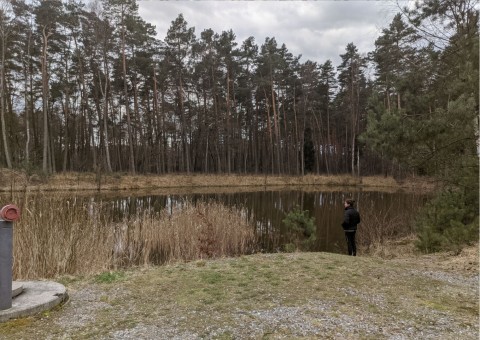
top-left (137, 0), bottom-right (409, 69)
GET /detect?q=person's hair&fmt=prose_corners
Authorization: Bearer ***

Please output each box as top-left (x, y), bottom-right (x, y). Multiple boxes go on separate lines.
top-left (345, 198), bottom-right (355, 207)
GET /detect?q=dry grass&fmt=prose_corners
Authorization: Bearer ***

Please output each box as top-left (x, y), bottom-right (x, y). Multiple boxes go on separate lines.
top-left (1, 251), bottom-right (477, 338)
top-left (388, 242), bottom-right (479, 275)
top-left (330, 193), bottom-right (424, 259)
top-left (0, 169), bottom-right (437, 193)
top-left (357, 204), bottom-right (420, 258)
top-left (13, 193), bottom-right (114, 278)
top-left (360, 236), bottom-right (420, 259)
top-left (111, 201), bottom-right (256, 268)
top-left (12, 193), bottom-right (255, 279)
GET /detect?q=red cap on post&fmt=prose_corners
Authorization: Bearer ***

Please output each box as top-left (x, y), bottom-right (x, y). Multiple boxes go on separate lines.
top-left (0, 204), bottom-right (20, 222)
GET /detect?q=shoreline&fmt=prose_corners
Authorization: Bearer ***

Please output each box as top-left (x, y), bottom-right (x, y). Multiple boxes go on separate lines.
top-left (0, 170), bottom-right (437, 193)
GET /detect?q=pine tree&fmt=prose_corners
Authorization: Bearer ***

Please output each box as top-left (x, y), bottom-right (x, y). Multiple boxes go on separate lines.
top-left (363, 2), bottom-right (479, 252)
top-left (164, 14), bottom-right (196, 173)
top-left (337, 43), bottom-right (367, 176)
top-left (318, 60), bottom-right (336, 174)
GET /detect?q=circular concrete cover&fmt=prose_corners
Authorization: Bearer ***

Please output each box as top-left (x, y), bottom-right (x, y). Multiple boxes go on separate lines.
top-left (0, 281), bottom-right (67, 322)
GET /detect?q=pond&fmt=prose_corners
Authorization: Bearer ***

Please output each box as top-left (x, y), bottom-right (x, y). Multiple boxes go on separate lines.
top-left (101, 189), bottom-right (427, 253)
top-left (1, 187), bottom-right (429, 278)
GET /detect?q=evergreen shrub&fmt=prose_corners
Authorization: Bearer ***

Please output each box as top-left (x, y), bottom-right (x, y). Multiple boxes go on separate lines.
top-left (282, 206), bottom-right (316, 251)
top-left (415, 189), bottom-right (479, 253)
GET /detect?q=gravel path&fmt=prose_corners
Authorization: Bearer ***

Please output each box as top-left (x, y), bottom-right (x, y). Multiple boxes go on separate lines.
top-left (2, 250), bottom-right (478, 340)
top-left (50, 271), bottom-right (478, 339)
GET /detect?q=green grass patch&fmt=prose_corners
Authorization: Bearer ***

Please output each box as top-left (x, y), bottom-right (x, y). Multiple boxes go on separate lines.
top-left (93, 271), bottom-right (126, 284)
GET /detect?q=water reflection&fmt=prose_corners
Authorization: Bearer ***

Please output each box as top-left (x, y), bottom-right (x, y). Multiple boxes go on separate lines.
top-left (81, 189), bottom-right (427, 254)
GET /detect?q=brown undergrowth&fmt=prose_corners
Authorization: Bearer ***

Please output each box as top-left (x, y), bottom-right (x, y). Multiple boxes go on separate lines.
top-left (360, 236), bottom-right (479, 276)
top-left (0, 169), bottom-right (437, 193)
top-left (12, 197), bottom-right (255, 280)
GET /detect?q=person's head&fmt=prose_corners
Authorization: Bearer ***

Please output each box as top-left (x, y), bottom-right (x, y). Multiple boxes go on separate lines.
top-left (344, 199), bottom-right (355, 208)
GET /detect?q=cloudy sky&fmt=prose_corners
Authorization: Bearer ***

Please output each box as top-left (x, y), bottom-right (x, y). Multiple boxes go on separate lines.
top-left (137, 1), bottom-right (408, 68)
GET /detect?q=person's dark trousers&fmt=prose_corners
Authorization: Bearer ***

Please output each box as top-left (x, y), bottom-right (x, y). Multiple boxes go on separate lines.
top-left (344, 231), bottom-right (356, 256)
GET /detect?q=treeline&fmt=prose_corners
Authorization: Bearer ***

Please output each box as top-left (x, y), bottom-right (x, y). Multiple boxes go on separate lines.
top-left (0, 0), bottom-right (477, 181)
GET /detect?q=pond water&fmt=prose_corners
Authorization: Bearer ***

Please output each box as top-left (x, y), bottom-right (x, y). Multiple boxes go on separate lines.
top-left (1, 187), bottom-right (429, 258)
top-left (54, 188), bottom-right (427, 255)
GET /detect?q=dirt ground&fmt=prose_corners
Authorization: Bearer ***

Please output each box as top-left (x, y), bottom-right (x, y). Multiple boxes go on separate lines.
top-left (0, 244), bottom-right (478, 339)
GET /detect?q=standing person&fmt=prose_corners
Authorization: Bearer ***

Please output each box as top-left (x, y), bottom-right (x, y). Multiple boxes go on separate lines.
top-left (341, 198), bottom-right (361, 256)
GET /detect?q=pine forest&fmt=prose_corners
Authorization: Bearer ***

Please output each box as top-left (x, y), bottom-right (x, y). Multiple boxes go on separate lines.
top-left (0, 0), bottom-right (477, 185)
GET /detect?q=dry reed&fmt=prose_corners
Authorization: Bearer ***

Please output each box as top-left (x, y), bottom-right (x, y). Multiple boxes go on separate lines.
top-left (112, 201), bottom-right (256, 267)
top-left (0, 169), bottom-right (437, 193)
top-left (357, 204), bottom-right (419, 258)
top-left (11, 193), bottom-right (255, 279)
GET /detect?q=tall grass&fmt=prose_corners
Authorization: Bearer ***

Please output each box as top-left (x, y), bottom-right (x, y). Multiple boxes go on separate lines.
top-left (357, 204), bottom-right (418, 257)
top-left (12, 193), bottom-right (256, 279)
top-left (112, 201), bottom-right (256, 267)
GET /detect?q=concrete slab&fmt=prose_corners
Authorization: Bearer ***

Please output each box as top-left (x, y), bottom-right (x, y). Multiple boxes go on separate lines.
top-left (12, 282), bottom-right (23, 298)
top-left (0, 281), bottom-right (67, 322)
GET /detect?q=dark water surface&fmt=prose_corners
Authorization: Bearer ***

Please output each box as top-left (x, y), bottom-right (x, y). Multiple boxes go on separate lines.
top-left (88, 188), bottom-right (427, 254)
top-left (2, 187), bottom-right (428, 255)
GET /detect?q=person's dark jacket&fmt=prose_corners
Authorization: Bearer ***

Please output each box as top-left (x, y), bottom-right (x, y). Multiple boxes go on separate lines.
top-left (342, 206), bottom-right (361, 231)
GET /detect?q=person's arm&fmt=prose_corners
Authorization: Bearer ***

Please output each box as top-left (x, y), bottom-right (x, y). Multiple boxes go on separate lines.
top-left (342, 210), bottom-right (349, 228)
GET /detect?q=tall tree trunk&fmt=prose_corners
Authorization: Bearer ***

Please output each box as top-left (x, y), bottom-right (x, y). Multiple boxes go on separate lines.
top-left (263, 89), bottom-right (273, 174)
top-left (24, 62), bottom-right (30, 165)
top-left (93, 68), bottom-right (105, 169)
top-left (325, 88), bottom-right (331, 175)
top-left (312, 114), bottom-right (323, 173)
top-left (212, 66), bottom-right (221, 173)
top-left (41, 27), bottom-right (51, 174)
top-left (160, 89), bottom-right (167, 173)
top-left (101, 63), bottom-right (113, 172)
top-left (121, 9), bottom-right (135, 174)
top-left (270, 73), bottom-right (281, 174)
top-left (0, 27), bottom-right (11, 169)
top-left (356, 72), bottom-right (361, 177)
top-left (152, 65), bottom-right (163, 173)
top-left (253, 102), bottom-right (259, 173)
top-left (178, 72), bottom-right (190, 173)
top-left (22, 27), bottom-right (34, 166)
top-left (61, 93), bottom-right (69, 171)
top-left (280, 95), bottom-right (290, 174)
top-left (47, 105), bottom-right (55, 173)
top-left (226, 71), bottom-right (231, 173)
top-left (293, 84), bottom-right (300, 175)
top-left (75, 36), bottom-right (96, 172)
top-left (132, 75), bottom-right (142, 171)
top-left (350, 64), bottom-right (357, 176)
top-left (301, 96), bottom-right (307, 176)
top-left (202, 79), bottom-right (209, 172)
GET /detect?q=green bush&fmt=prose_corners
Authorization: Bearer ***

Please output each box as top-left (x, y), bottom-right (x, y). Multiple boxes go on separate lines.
top-left (282, 206), bottom-right (316, 251)
top-left (415, 189), bottom-right (479, 253)
top-left (283, 243), bottom-right (297, 253)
